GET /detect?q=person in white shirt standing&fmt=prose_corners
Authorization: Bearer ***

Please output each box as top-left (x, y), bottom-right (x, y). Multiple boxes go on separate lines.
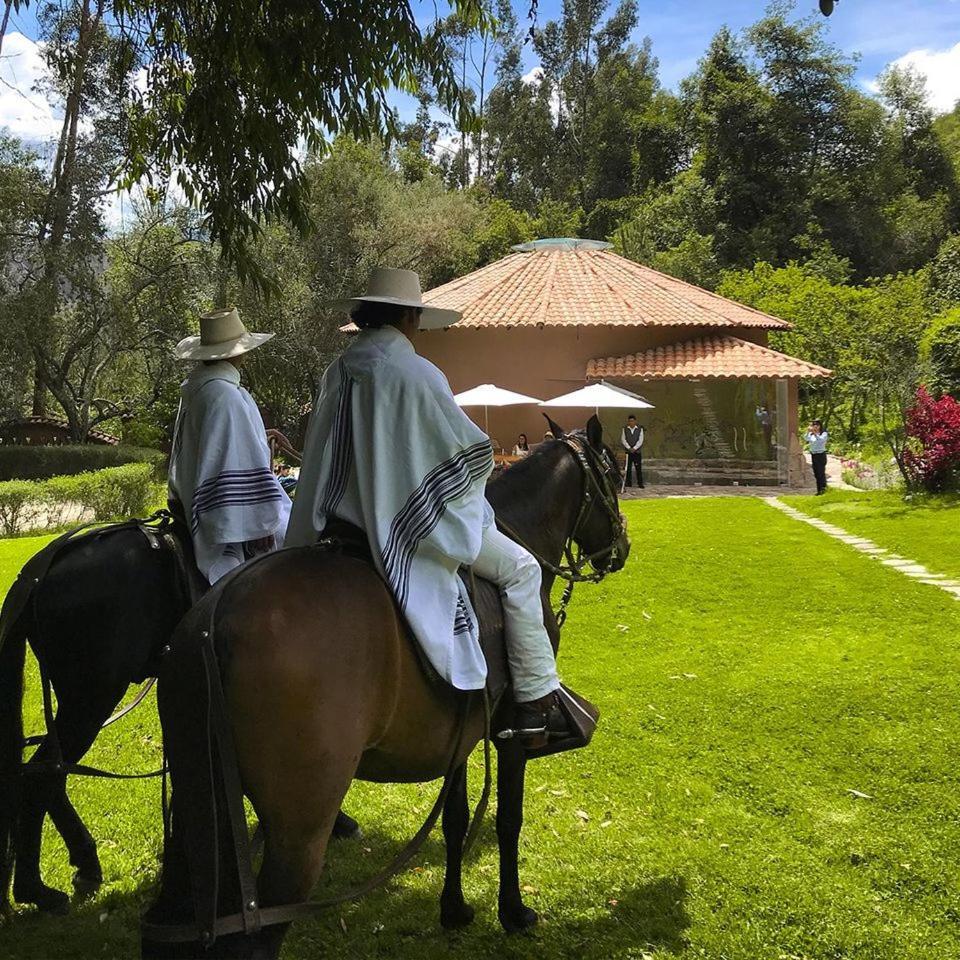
top-left (803, 419), bottom-right (829, 494)
top-left (621, 415), bottom-right (644, 489)
top-left (168, 307), bottom-right (291, 584)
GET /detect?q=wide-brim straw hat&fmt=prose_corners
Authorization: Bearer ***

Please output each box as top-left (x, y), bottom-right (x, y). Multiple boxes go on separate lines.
top-left (327, 267), bottom-right (461, 330)
top-left (174, 308), bottom-right (275, 361)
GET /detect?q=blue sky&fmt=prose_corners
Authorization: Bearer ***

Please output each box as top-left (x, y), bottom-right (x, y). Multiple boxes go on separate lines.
top-left (3, 0), bottom-right (960, 146)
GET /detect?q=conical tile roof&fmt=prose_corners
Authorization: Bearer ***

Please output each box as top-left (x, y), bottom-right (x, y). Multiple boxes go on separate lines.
top-left (422, 247), bottom-right (791, 331)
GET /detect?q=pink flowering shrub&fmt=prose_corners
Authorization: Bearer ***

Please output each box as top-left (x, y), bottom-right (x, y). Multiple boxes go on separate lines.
top-left (903, 387), bottom-right (960, 492)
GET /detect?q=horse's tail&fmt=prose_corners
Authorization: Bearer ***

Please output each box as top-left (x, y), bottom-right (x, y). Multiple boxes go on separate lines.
top-left (0, 590), bottom-right (28, 908)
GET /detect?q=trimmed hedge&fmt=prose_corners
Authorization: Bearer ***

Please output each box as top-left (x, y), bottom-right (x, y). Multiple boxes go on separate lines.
top-left (0, 444), bottom-right (165, 481)
top-left (0, 463), bottom-right (159, 536)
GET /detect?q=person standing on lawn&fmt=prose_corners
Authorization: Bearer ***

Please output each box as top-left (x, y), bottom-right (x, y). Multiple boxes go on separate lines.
top-left (804, 419), bottom-right (829, 495)
top-left (621, 415), bottom-right (644, 488)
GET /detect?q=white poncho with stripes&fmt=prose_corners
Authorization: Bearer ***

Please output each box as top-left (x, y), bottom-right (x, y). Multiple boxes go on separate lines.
top-left (285, 325), bottom-right (494, 690)
top-left (169, 361), bottom-right (291, 584)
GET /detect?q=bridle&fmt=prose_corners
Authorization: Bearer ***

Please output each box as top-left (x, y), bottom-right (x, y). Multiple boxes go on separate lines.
top-left (497, 434), bottom-right (627, 627)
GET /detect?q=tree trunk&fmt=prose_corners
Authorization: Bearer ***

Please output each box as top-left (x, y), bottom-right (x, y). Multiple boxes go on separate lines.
top-left (31, 372), bottom-right (46, 418)
top-left (476, 34), bottom-right (488, 182)
top-left (0, 0), bottom-right (13, 60)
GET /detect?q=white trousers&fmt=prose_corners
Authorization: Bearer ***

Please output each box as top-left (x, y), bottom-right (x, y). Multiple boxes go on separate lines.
top-left (471, 525), bottom-right (560, 702)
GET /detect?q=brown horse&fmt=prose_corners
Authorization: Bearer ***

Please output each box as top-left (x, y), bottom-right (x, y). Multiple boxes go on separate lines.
top-left (142, 416), bottom-right (629, 959)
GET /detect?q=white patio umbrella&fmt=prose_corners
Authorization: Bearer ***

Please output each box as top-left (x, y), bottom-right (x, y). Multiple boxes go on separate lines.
top-left (539, 380), bottom-right (654, 414)
top-left (541, 381), bottom-right (654, 492)
top-left (454, 383), bottom-right (543, 435)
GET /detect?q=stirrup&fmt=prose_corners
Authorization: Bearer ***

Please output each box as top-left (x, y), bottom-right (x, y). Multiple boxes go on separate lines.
top-left (496, 724), bottom-right (548, 741)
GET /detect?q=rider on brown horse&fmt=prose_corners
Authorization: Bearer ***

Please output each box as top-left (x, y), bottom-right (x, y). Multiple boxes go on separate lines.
top-left (286, 268), bottom-right (574, 749)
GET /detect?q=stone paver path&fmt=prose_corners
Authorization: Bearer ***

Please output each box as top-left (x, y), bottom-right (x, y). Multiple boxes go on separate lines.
top-left (767, 498), bottom-right (960, 601)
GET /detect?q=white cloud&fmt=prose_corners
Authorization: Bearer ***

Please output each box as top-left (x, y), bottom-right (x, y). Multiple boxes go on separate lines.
top-left (521, 66), bottom-right (544, 86)
top-left (883, 40), bottom-right (960, 113)
top-left (519, 64), bottom-right (561, 120)
top-left (0, 32), bottom-right (62, 142)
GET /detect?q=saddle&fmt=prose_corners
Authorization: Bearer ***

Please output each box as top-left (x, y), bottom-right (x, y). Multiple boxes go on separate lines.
top-left (317, 519), bottom-right (511, 703)
top-left (314, 521), bottom-right (599, 759)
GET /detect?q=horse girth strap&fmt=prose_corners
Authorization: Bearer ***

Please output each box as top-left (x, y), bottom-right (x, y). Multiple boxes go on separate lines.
top-left (144, 560), bottom-right (487, 946)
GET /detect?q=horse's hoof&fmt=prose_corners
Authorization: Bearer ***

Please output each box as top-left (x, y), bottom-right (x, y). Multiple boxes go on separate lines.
top-left (72, 870), bottom-right (103, 899)
top-left (15, 884), bottom-right (70, 915)
top-left (331, 811), bottom-right (362, 841)
top-left (440, 898), bottom-right (475, 929)
top-left (498, 903), bottom-right (538, 933)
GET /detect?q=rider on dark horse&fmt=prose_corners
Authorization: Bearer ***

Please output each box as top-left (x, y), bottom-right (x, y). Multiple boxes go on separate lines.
top-left (285, 268), bottom-right (574, 749)
top-left (169, 308), bottom-right (360, 837)
top-left (168, 307), bottom-right (290, 583)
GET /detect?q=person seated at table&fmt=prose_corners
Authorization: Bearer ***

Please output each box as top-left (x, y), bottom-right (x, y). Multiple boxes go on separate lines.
top-left (512, 433), bottom-right (530, 457)
top-left (277, 463), bottom-right (298, 494)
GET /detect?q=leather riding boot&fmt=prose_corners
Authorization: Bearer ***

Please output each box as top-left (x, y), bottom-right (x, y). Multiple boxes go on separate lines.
top-left (514, 691), bottom-right (569, 751)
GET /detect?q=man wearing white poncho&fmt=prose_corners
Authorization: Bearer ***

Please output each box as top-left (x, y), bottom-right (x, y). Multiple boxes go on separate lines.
top-left (286, 269), bottom-right (570, 748)
top-left (170, 307), bottom-right (362, 840)
top-left (169, 307), bottom-right (291, 585)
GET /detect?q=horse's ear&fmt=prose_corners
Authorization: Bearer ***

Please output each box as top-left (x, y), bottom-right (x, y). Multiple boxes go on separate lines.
top-left (543, 414), bottom-right (565, 439)
top-left (586, 414), bottom-right (603, 449)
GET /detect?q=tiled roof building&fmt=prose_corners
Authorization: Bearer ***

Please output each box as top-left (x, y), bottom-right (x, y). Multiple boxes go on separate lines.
top-left (414, 240), bottom-right (828, 488)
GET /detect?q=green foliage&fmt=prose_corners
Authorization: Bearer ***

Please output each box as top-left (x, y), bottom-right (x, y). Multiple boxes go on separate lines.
top-left (933, 102), bottom-right (960, 178)
top-left (613, 172), bottom-right (720, 287)
top-left (46, 463), bottom-right (157, 522)
top-left (469, 197), bottom-right (536, 265)
top-left (923, 308), bottom-right (960, 397)
top-left (0, 445), bottom-right (164, 482)
top-left (234, 139), bottom-right (486, 432)
top-left (113, 0), bottom-right (489, 283)
top-left (718, 261), bottom-right (930, 465)
top-left (0, 481), bottom-right (38, 538)
top-left (532, 197), bottom-right (583, 238)
top-left (925, 233), bottom-right (960, 310)
top-left (0, 463), bottom-right (156, 535)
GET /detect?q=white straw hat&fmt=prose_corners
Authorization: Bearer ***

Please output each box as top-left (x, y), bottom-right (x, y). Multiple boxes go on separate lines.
top-left (327, 268), bottom-right (461, 330)
top-left (174, 308), bottom-right (275, 361)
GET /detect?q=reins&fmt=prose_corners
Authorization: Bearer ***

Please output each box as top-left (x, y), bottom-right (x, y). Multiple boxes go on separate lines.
top-left (495, 436), bottom-right (625, 627)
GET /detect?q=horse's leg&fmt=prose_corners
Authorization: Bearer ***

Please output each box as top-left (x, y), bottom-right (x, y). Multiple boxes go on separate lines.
top-left (439, 763), bottom-right (474, 929)
top-left (13, 686), bottom-right (124, 912)
top-left (495, 738), bottom-right (537, 933)
top-left (11, 737), bottom-right (70, 914)
top-left (47, 787), bottom-right (101, 897)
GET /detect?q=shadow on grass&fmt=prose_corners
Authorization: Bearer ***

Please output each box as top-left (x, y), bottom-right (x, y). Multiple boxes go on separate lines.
top-left (1, 826), bottom-right (690, 960)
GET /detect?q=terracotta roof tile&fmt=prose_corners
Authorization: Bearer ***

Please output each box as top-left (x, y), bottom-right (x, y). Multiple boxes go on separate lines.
top-left (423, 249), bottom-right (791, 330)
top-left (586, 335), bottom-right (832, 380)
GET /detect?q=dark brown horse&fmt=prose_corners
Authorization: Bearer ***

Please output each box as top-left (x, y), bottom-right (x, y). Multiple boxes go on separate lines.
top-left (142, 416), bottom-right (629, 958)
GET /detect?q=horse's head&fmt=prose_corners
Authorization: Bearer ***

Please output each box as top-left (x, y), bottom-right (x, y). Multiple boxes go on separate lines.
top-left (546, 414), bottom-right (630, 575)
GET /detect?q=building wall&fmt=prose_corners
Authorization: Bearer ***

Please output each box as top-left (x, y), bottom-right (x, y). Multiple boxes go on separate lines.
top-left (415, 323), bottom-right (811, 486)
top-left (415, 324), bottom-right (767, 445)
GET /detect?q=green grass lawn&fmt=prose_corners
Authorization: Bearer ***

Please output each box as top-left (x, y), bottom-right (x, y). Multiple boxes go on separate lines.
top-left (2, 498), bottom-right (960, 959)
top-left (785, 489), bottom-right (960, 581)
